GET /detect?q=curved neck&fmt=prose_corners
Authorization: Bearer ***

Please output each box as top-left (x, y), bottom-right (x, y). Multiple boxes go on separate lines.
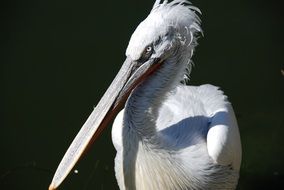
top-left (123, 56), bottom-right (188, 138)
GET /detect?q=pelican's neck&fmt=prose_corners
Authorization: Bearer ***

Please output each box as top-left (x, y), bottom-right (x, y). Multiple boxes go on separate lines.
top-left (119, 53), bottom-right (192, 189)
top-left (124, 55), bottom-right (189, 138)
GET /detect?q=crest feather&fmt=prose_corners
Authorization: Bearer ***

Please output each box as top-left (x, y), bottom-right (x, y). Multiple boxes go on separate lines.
top-left (151, 0), bottom-right (202, 83)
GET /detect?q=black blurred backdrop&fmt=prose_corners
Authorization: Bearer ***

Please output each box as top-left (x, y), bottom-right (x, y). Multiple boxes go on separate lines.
top-left (1, 0), bottom-right (284, 189)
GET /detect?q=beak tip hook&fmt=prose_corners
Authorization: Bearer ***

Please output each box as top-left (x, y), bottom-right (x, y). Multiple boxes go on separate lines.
top-left (48, 183), bottom-right (56, 190)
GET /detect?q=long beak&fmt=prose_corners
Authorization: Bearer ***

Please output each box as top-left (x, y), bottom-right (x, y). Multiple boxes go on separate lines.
top-left (49, 57), bottom-right (162, 190)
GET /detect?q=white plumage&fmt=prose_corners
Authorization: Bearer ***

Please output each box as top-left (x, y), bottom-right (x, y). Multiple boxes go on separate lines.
top-left (49, 1), bottom-right (241, 190)
top-left (112, 84), bottom-right (241, 190)
top-left (112, 1), bottom-right (241, 189)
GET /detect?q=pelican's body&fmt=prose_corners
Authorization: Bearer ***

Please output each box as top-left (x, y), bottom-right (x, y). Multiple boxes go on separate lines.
top-left (112, 84), bottom-right (241, 190)
top-left (49, 1), bottom-right (241, 190)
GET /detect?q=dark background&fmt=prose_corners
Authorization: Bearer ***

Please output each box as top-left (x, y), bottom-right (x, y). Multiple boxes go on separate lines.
top-left (1, 0), bottom-right (283, 189)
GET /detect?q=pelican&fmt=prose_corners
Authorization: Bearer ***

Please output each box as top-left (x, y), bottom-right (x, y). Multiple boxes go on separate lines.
top-left (49, 0), bottom-right (242, 189)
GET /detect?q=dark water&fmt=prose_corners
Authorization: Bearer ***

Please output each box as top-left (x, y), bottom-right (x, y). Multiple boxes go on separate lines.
top-left (1, 0), bottom-right (283, 189)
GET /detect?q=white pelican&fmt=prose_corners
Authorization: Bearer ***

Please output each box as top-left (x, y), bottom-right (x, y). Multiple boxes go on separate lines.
top-left (49, 0), bottom-right (242, 189)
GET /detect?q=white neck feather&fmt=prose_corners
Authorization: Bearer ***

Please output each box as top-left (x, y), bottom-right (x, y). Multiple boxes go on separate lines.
top-left (120, 54), bottom-right (190, 189)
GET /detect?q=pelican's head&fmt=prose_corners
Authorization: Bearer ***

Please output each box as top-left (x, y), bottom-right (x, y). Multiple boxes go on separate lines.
top-left (49, 1), bottom-right (202, 190)
top-left (127, 0), bottom-right (201, 67)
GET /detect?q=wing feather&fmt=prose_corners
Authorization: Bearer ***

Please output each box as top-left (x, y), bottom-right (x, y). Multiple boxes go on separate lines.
top-left (197, 85), bottom-right (242, 170)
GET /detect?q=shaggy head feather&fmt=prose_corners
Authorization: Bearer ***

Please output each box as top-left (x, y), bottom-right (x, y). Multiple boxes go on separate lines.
top-left (126, 0), bottom-right (202, 82)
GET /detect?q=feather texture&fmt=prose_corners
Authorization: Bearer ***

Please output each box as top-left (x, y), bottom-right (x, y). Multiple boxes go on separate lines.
top-left (111, 1), bottom-right (241, 189)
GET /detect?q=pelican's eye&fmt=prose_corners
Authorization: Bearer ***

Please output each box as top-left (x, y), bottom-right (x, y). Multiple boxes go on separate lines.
top-left (139, 44), bottom-right (154, 63)
top-left (146, 46), bottom-right (152, 53)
